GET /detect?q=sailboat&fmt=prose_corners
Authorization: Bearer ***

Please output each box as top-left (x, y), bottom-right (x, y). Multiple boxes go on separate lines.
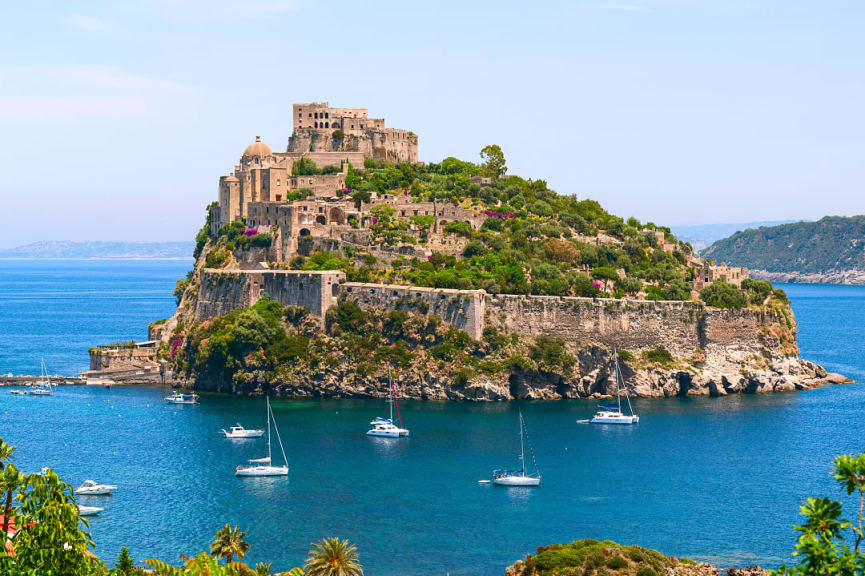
top-left (590, 349), bottom-right (639, 425)
top-left (367, 365), bottom-right (409, 438)
top-left (493, 409), bottom-right (541, 486)
top-left (28, 359), bottom-right (52, 395)
top-left (236, 397), bottom-right (288, 477)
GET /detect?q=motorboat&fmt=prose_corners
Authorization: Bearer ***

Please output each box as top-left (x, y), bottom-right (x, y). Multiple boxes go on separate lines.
top-left (75, 480), bottom-right (117, 495)
top-left (77, 505), bottom-right (104, 516)
top-left (165, 391), bottom-right (199, 404)
top-left (590, 349), bottom-right (639, 425)
top-left (493, 409), bottom-right (541, 487)
top-left (236, 397), bottom-right (288, 477)
top-left (221, 423), bottom-right (265, 438)
top-left (367, 365), bottom-right (409, 438)
top-left (10, 390), bottom-right (26, 395)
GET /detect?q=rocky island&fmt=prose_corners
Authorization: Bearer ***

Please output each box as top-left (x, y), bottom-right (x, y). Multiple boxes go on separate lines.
top-left (97, 101), bottom-right (846, 400)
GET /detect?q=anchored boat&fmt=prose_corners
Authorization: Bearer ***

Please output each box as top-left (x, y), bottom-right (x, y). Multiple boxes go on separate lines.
top-left (493, 409), bottom-right (541, 487)
top-left (28, 359), bottom-right (52, 395)
top-left (221, 423), bottom-right (265, 438)
top-left (236, 397), bottom-right (288, 477)
top-left (165, 391), bottom-right (199, 404)
top-left (76, 480), bottom-right (117, 495)
top-left (590, 349), bottom-right (639, 425)
top-left (77, 505), bottom-right (104, 516)
top-left (367, 365), bottom-right (409, 438)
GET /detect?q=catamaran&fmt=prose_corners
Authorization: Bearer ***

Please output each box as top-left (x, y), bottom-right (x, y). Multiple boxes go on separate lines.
top-left (493, 409), bottom-right (541, 486)
top-left (28, 358), bottom-right (52, 395)
top-left (165, 391), bottom-right (199, 404)
top-left (590, 349), bottom-right (639, 425)
top-left (236, 397), bottom-right (288, 477)
top-left (221, 423), bottom-right (265, 438)
top-left (367, 365), bottom-right (409, 438)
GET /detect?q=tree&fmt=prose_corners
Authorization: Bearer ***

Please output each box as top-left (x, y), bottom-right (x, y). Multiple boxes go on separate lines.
top-left (292, 157), bottom-right (319, 176)
top-left (209, 523), bottom-right (250, 565)
top-left (774, 452), bottom-right (865, 576)
top-left (592, 266), bottom-right (619, 293)
top-left (3, 468), bottom-right (100, 576)
top-left (480, 144), bottom-right (506, 177)
top-left (1, 463), bottom-right (22, 546)
top-left (303, 537), bottom-right (363, 576)
top-left (700, 280), bottom-right (747, 309)
top-left (115, 546), bottom-right (143, 575)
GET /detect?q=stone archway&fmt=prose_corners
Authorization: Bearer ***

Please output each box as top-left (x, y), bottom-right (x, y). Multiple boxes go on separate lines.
top-left (299, 228), bottom-right (311, 236)
top-left (315, 215), bottom-right (327, 225)
top-left (329, 207), bottom-right (346, 225)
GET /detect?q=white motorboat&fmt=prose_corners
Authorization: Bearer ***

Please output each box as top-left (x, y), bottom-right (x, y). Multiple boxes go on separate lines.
top-left (221, 423), bottom-right (265, 438)
top-left (493, 409), bottom-right (541, 487)
top-left (367, 365), bottom-right (409, 438)
top-left (165, 391), bottom-right (199, 404)
top-left (236, 397), bottom-right (288, 477)
top-left (28, 358), bottom-right (52, 395)
top-left (77, 505), bottom-right (104, 516)
top-left (76, 480), bottom-right (117, 495)
top-left (590, 349), bottom-right (639, 425)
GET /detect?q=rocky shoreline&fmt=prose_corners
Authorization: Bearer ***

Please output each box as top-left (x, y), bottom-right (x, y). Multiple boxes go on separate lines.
top-left (188, 345), bottom-right (850, 401)
top-left (750, 268), bottom-right (865, 285)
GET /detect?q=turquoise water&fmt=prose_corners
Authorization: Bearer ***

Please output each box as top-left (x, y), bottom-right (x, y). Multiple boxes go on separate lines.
top-left (1, 262), bottom-right (864, 574)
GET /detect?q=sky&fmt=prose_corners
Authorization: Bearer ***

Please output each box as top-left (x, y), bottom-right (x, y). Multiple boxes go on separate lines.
top-left (0, 0), bottom-right (863, 248)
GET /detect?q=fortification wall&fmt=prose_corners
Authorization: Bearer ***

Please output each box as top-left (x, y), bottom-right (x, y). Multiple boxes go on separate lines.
top-left (193, 269), bottom-right (783, 358)
top-left (338, 283), bottom-right (486, 340)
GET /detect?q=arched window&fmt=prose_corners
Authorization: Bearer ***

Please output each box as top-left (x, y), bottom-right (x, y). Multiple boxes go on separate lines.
top-left (314, 112), bottom-right (318, 119)
top-left (325, 112), bottom-right (329, 118)
top-left (325, 122), bottom-right (329, 128)
top-left (314, 122), bottom-right (318, 128)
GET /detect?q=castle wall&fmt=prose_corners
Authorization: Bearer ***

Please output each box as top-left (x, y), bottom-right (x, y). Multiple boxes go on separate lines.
top-left (338, 283), bottom-right (486, 340)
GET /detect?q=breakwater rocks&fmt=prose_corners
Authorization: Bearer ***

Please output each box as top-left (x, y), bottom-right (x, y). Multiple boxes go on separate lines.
top-left (190, 346), bottom-right (847, 401)
top-left (751, 268), bottom-right (865, 285)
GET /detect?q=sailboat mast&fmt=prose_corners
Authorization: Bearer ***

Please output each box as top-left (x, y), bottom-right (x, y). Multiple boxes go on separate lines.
top-left (614, 349), bottom-right (622, 413)
top-left (266, 396), bottom-right (272, 462)
top-left (388, 365), bottom-right (394, 422)
top-left (519, 410), bottom-right (526, 474)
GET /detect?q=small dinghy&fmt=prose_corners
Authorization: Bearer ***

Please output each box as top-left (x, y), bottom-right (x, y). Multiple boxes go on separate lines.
top-left (492, 409), bottom-right (541, 487)
top-left (76, 480), bottom-right (117, 495)
top-left (77, 505), bottom-right (104, 516)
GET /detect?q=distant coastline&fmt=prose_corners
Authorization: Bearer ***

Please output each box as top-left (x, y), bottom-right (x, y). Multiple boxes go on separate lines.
top-left (0, 240), bottom-right (195, 260)
top-left (750, 269), bottom-right (865, 285)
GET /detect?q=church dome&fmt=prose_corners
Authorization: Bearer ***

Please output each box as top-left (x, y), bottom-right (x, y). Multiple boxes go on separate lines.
top-left (243, 135), bottom-right (272, 158)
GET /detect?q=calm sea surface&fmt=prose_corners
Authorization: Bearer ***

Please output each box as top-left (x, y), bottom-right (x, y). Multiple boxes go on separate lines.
top-left (1, 261), bottom-right (864, 575)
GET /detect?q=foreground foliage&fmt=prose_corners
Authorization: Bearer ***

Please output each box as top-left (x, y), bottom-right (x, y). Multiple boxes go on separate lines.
top-left (509, 539), bottom-right (681, 576)
top-left (774, 452), bottom-right (865, 576)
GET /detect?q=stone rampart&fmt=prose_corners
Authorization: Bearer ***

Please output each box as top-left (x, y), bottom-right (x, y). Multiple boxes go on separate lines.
top-left (193, 269), bottom-right (784, 358)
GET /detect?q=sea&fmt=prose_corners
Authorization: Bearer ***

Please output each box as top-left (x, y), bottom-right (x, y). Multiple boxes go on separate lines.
top-left (0, 260), bottom-right (863, 575)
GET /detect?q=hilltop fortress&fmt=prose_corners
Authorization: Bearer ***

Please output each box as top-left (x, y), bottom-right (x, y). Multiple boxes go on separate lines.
top-left (133, 102), bottom-right (842, 401)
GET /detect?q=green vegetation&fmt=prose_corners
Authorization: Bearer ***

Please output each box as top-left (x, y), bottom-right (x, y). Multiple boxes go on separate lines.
top-left (302, 538), bottom-right (363, 576)
top-left (774, 452), bottom-right (865, 576)
top-left (194, 202), bottom-right (219, 259)
top-left (333, 147), bottom-right (695, 298)
top-left (703, 215), bottom-right (865, 274)
top-left (210, 524), bottom-right (250, 565)
top-left (509, 539), bottom-right (679, 576)
top-left (699, 281), bottom-right (748, 309)
top-left (641, 346), bottom-right (675, 368)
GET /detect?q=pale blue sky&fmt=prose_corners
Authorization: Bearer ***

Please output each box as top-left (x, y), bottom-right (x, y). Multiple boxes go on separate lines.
top-left (1, 1), bottom-right (863, 248)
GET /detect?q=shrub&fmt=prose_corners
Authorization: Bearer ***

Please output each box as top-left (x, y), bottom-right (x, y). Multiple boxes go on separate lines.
top-left (642, 346), bottom-right (674, 367)
top-left (332, 129), bottom-right (345, 140)
top-left (637, 566), bottom-right (658, 576)
top-left (700, 280), bottom-right (747, 309)
top-left (606, 556), bottom-right (628, 570)
top-left (530, 335), bottom-right (575, 371)
top-left (617, 349), bottom-right (635, 363)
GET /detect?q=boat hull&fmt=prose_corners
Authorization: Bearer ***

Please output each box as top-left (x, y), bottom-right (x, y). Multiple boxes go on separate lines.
top-left (493, 476), bottom-right (541, 487)
top-left (366, 428), bottom-right (409, 438)
top-left (224, 431), bottom-right (265, 438)
top-left (235, 466), bottom-right (288, 477)
top-left (590, 415), bottom-right (639, 425)
top-left (78, 506), bottom-right (104, 516)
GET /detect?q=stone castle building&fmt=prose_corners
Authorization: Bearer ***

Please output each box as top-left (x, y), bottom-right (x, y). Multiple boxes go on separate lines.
top-left (216, 102), bottom-right (417, 230)
top-left (693, 262), bottom-right (750, 291)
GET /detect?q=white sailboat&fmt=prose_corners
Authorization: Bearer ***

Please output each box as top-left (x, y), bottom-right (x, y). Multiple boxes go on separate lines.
top-left (236, 397), bottom-right (288, 477)
top-left (28, 358), bottom-right (52, 395)
top-left (367, 365), bottom-right (409, 438)
top-left (590, 349), bottom-right (639, 425)
top-left (493, 409), bottom-right (541, 486)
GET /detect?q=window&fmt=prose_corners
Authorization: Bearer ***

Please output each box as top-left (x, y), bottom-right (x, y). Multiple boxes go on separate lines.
top-left (351, 124), bottom-right (354, 129)
top-left (276, 179), bottom-right (281, 186)
top-left (325, 112), bottom-right (329, 118)
top-left (298, 112), bottom-right (302, 117)
top-left (314, 112), bottom-right (318, 119)
top-left (325, 122), bottom-right (329, 128)
top-left (314, 122), bottom-right (318, 128)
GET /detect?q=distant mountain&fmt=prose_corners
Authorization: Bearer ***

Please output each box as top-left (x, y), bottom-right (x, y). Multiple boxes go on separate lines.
top-left (670, 220), bottom-right (795, 251)
top-left (0, 241), bottom-right (195, 259)
top-left (702, 216), bottom-right (865, 281)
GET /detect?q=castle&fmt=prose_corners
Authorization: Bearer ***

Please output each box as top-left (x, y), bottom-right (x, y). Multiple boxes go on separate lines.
top-left (212, 102), bottom-right (483, 265)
